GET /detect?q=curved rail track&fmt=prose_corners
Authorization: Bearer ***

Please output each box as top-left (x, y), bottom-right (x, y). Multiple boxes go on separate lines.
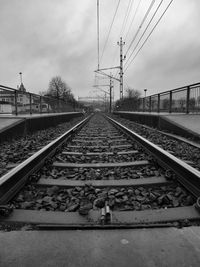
top-left (1, 113), bottom-right (200, 229)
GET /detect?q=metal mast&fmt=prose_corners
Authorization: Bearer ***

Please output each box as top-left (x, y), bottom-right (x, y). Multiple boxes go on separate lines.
top-left (117, 37), bottom-right (125, 99)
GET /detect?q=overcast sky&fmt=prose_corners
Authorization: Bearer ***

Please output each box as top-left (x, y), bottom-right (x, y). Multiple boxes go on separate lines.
top-left (0, 0), bottom-right (199, 100)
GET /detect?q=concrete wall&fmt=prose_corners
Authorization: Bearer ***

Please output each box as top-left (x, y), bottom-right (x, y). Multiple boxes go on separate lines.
top-left (113, 112), bottom-right (200, 141)
top-left (0, 112), bottom-right (83, 143)
top-left (24, 113), bottom-right (82, 132)
top-left (114, 112), bottom-right (159, 128)
top-left (0, 119), bottom-right (26, 142)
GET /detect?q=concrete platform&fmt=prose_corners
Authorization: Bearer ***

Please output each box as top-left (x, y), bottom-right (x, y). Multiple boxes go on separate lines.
top-left (164, 114), bottom-right (200, 137)
top-left (0, 227), bottom-right (200, 267)
top-left (0, 112), bottom-right (80, 119)
top-left (114, 112), bottom-right (200, 141)
top-left (0, 117), bottom-right (24, 132)
top-left (0, 112), bottom-right (83, 142)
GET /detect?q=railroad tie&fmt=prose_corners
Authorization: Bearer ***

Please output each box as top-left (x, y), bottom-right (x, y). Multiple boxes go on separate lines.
top-left (72, 139), bottom-right (127, 143)
top-left (62, 150), bottom-right (139, 156)
top-left (37, 176), bottom-right (170, 188)
top-left (67, 144), bottom-right (133, 149)
top-left (53, 160), bottom-right (149, 168)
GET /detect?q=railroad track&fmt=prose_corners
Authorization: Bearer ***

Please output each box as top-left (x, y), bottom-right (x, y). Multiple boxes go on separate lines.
top-left (112, 115), bottom-right (200, 171)
top-left (0, 113), bottom-right (200, 230)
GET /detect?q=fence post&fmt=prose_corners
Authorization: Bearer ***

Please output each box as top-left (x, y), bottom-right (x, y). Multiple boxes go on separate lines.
top-left (157, 94), bottom-right (160, 113)
top-left (186, 86), bottom-right (190, 114)
top-left (149, 96), bottom-right (151, 112)
top-left (143, 98), bottom-right (145, 112)
top-left (29, 93), bottom-right (32, 115)
top-left (169, 91), bottom-right (172, 113)
top-left (47, 103), bottom-right (50, 113)
top-left (40, 96), bottom-right (42, 113)
top-left (57, 97), bottom-right (59, 113)
top-left (14, 90), bottom-right (18, 115)
top-left (137, 99), bottom-right (140, 111)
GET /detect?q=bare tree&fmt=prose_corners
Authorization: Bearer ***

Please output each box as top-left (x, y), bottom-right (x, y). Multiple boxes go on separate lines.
top-left (114, 87), bottom-right (141, 111)
top-left (48, 76), bottom-right (74, 102)
top-left (125, 87), bottom-right (141, 99)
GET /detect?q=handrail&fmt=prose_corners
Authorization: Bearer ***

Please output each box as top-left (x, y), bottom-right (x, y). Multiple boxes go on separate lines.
top-left (115, 81), bottom-right (200, 114)
top-left (140, 82), bottom-right (200, 99)
top-left (0, 84), bottom-right (79, 115)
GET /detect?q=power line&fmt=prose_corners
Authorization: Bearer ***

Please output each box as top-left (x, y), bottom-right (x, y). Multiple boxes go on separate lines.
top-left (119, 0), bottom-right (134, 37)
top-left (111, 0), bottom-right (134, 68)
top-left (99, 0), bottom-right (121, 65)
top-left (124, 0), bottom-right (174, 72)
top-left (108, 0), bottom-right (139, 80)
top-left (124, 0), bottom-right (164, 69)
top-left (124, 0), bottom-right (142, 42)
top-left (125, 0), bottom-right (156, 56)
top-left (112, 0), bottom-right (140, 78)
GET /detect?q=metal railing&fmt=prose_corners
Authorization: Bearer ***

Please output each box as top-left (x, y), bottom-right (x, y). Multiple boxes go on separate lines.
top-left (116, 82), bottom-right (200, 114)
top-left (0, 85), bottom-right (77, 115)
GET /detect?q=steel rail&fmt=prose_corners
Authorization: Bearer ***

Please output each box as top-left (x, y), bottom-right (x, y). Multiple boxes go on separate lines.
top-left (106, 116), bottom-right (200, 197)
top-left (0, 116), bottom-right (91, 204)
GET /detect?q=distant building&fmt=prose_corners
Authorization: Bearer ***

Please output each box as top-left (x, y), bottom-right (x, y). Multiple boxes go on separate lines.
top-left (0, 102), bottom-right (12, 113)
top-left (0, 83), bottom-right (49, 113)
top-left (0, 83), bottom-right (30, 105)
top-left (19, 82), bottom-right (26, 92)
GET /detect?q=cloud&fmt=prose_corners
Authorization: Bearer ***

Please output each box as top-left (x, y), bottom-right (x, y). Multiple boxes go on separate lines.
top-left (124, 0), bottom-right (200, 95)
top-left (0, 0), bottom-right (199, 100)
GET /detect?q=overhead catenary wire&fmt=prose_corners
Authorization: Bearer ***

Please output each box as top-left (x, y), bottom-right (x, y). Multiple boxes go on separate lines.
top-left (111, 0), bottom-right (134, 68)
top-left (125, 0), bottom-right (156, 56)
top-left (124, 0), bottom-right (164, 69)
top-left (99, 0), bottom-right (121, 65)
top-left (112, 0), bottom-right (141, 78)
top-left (119, 0), bottom-right (134, 38)
top-left (124, 0), bottom-right (174, 72)
top-left (124, 0), bottom-right (142, 42)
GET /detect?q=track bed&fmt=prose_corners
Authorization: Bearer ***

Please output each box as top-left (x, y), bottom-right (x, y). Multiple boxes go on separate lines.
top-left (1, 113), bottom-right (200, 230)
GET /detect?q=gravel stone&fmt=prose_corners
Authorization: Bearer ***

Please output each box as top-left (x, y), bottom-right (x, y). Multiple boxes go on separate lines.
top-left (94, 198), bottom-right (106, 208)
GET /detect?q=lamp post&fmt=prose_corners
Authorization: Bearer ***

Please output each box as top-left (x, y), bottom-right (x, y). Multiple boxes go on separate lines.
top-left (19, 72), bottom-right (22, 84)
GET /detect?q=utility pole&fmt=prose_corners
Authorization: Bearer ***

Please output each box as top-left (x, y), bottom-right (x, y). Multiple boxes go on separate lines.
top-left (93, 82), bottom-right (112, 113)
top-left (97, 0), bottom-right (100, 70)
top-left (19, 72), bottom-right (22, 84)
top-left (109, 75), bottom-right (113, 113)
top-left (144, 89), bottom-right (147, 98)
top-left (117, 37), bottom-right (125, 100)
